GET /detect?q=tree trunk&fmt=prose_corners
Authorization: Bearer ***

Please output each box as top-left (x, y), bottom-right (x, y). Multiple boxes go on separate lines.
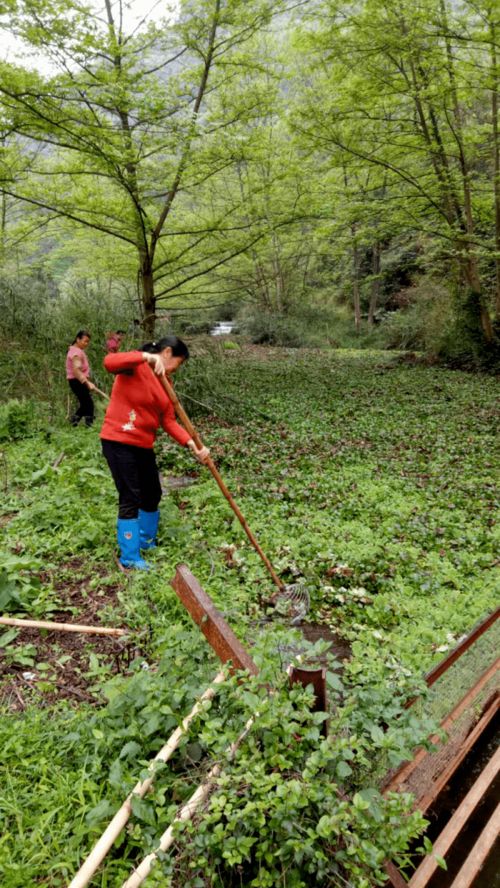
top-left (405, 51), bottom-right (487, 346)
top-left (271, 231), bottom-right (286, 313)
top-left (368, 242), bottom-right (381, 326)
top-left (439, 0), bottom-right (494, 342)
top-left (140, 255), bottom-right (156, 339)
top-left (490, 17), bottom-right (500, 317)
top-left (0, 192), bottom-right (6, 253)
top-left (460, 252), bottom-right (495, 341)
top-left (352, 236), bottom-right (361, 333)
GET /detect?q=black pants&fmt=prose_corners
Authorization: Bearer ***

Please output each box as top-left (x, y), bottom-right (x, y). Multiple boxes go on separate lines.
top-left (101, 439), bottom-right (162, 519)
top-left (69, 379), bottom-right (94, 426)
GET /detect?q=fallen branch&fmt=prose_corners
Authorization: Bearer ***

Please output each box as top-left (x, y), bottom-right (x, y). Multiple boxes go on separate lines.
top-left (54, 681), bottom-right (97, 703)
top-left (12, 685), bottom-right (25, 710)
top-left (0, 617), bottom-right (126, 637)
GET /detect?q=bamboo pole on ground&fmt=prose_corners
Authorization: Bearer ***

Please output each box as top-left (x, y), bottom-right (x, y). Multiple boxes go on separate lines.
top-left (0, 617), bottom-right (125, 637)
top-left (121, 711), bottom-right (257, 888)
top-left (68, 670), bottom-right (226, 888)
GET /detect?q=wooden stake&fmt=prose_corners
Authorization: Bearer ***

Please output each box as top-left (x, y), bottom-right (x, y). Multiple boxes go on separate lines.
top-left (68, 671), bottom-right (226, 888)
top-left (0, 617), bottom-right (125, 637)
top-left (52, 451), bottom-right (66, 469)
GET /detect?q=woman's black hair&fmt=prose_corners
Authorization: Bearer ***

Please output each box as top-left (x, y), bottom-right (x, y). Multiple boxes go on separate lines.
top-left (72, 330), bottom-right (91, 344)
top-left (140, 335), bottom-right (189, 360)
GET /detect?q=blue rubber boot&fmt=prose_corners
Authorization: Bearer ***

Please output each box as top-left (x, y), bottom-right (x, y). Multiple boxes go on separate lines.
top-left (117, 518), bottom-right (150, 570)
top-left (138, 509), bottom-right (160, 550)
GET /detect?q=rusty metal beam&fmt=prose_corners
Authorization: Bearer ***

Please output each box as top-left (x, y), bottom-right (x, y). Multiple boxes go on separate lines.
top-left (424, 606), bottom-right (499, 688)
top-left (383, 657), bottom-right (499, 794)
top-left (172, 566), bottom-right (330, 719)
top-left (402, 606), bottom-right (500, 713)
top-left (383, 861), bottom-right (409, 888)
top-left (408, 745), bottom-right (500, 888)
top-left (381, 612), bottom-right (499, 886)
top-left (416, 693), bottom-right (499, 814)
top-left (171, 564), bottom-right (258, 676)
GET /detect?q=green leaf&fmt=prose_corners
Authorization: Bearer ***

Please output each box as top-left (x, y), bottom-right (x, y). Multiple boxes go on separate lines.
top-left (119, 741), bottom-right (143, 760)
top-left (370, 725), bottom-right (384, 744)
top-left (435, 855), bottom-right (447, 870)
top-left (85, 799), bottom-right (115, 827)
top-left (326, 671), bottom-right (344, 691)
top-left (336, 761), bottom-right (353, 780)
top-left (131, 796), bottom-right (156, 826)
top-left (0, 627), bottom-right (19, 647)
top-left (353, 792), bottom-right (371, 810)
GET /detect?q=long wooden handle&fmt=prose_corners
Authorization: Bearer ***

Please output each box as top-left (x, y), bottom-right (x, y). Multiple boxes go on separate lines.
top-left (92, 386), bottom-right (110, 400)
top-left (158, 373), bottom-right (284, 592)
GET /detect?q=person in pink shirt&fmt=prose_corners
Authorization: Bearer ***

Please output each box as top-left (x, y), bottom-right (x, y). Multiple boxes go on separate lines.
top-left (105, 330), bottom-right (126, 353)
top-left (66, 330), bottom-right (96, 426)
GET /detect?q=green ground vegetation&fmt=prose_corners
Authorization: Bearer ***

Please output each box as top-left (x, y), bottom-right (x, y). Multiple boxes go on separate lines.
top-left (0, 348), bottom-right (498, 886)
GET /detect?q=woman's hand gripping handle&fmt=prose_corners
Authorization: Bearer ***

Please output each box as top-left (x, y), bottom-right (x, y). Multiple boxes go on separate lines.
top-left (187, 440), bottom-right (211, 464)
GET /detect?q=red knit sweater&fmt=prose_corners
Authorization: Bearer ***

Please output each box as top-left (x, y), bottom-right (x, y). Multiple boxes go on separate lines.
top-left (100, 351), bottom-right (191, 449)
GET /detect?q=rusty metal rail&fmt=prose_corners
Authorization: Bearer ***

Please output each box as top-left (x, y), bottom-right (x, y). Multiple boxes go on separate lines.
top-left (408, 746), bottom-right (500, 888)
top-left (448, 801), bottom-right (500, 888)
top-left (424, 607), bottom-right (499, 689)
top-left (385, 607), bottom-right (500, 888)
top-left (171, 565), bottom-right (259, 676)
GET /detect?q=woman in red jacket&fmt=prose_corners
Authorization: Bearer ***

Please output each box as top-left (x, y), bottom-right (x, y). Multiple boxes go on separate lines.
top-left (100, 336), bottom-right (209, 569)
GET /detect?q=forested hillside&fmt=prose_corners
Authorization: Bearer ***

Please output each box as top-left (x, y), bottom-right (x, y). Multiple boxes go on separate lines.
top-left (0, 0), bottom-right (499, 364)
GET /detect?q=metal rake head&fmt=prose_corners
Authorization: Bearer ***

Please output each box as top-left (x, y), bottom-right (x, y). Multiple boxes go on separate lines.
top-left (269, 582), bottom-right (310, 625)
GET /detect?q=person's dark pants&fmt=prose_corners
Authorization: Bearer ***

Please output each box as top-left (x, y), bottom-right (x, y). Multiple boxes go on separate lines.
top-left (101, 439), bottom-right (162, 519)
top-left (68, 379), bottom-right (94, 426)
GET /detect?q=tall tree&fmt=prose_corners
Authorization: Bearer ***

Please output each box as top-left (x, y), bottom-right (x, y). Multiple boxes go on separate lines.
top-left (293, 0), bottom-right (499, 343)
top-left (0, 0), bottom-right (285, 334)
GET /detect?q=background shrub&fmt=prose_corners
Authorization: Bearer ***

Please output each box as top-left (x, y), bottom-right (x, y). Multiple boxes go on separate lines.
top-left (0, 399), bottom-right (38, 441)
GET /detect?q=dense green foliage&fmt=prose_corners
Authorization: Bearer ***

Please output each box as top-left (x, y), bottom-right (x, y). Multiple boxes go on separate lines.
top-left (0, 0), bottom-right (499, 359)
top-left (0, 348), bottom-right (497, 885)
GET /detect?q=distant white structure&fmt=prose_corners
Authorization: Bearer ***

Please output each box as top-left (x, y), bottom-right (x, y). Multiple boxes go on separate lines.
top-left (211, 321), bottom-right (235, 336)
